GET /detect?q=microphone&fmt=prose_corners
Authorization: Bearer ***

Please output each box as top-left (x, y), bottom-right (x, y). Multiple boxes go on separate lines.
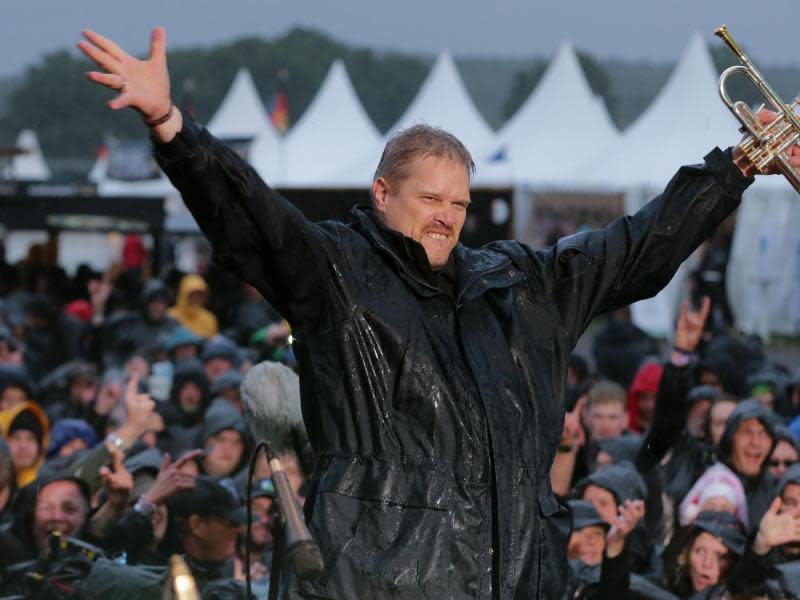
top-left (241, 361), bottom-right (323, 580)
top-left (268, 454), bottom-right (324, 579)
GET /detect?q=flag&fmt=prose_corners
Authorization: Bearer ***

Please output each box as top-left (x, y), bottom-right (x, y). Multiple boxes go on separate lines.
top-left (270, 90), bottom-right (289, 133)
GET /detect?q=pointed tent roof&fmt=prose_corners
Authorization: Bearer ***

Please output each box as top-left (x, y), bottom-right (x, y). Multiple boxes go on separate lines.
top-left (282, 60), bottom-right (381, 187)
top-left (489, 42), bottom-right (619, 187)
top-left (574, 32), bottom-right (738, 189)
top-left (327, 51), bottom-right (497, 188)
top-left (207, 68), bottom-right (283, 183)
top-left (11, 130), bottom-right (50, 181)
top-left (389, 51), bottom-right (495, 154)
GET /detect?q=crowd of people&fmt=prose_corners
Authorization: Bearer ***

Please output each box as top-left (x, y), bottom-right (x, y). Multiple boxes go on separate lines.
top-left (4, 235), bottom-right (800, 599)
top-left (0, 251), bottom-right (311, 599)
top-left (552, 296), bottom-right (800, 598)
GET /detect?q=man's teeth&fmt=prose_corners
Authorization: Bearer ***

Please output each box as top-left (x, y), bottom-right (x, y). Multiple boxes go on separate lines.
top-left (427, 233), bottom-right (448, 240)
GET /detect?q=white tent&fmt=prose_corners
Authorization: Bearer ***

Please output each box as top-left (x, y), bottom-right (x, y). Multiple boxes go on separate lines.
top-left (11, 130), bottom-right (50, 181)
top-left (330, 51), bottom-right (497, 188)
top-left (489, 42), bottom-right (619, 189)
top-left (208, 68), bottom-right (283, 183)
top-left (575, 33), bottom-right (737, 190)
top-left (282, 60), bottom-right (381, 187)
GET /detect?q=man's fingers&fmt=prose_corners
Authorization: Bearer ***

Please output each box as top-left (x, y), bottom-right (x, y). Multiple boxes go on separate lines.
top-left (86, 71), bottom-right (125, 91)
top-left (82, 29), bottom-right (127, 61)
top-left (571, 396), bottom-right (586, 417)
top-left (757, 108), bottom-right (777, 124)
top-left (125, 371), bottom-right (140, 400)
top-left (108, 94), bottom-right (134, 111)
top-left (77, 40), bottom-right (120, 74)
top-left (149, 27), bottom-right (167, 62)
top-left (173, 449), bottom-right (203, 469)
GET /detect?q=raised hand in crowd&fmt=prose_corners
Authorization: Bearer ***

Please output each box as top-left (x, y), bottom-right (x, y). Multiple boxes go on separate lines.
top-left (78, 28), bottom-right (182, 142)
top-left (108, 372), bottom-right (155, 453)
top-left (752, 496), bottom-right (800, 556)
top-left (605, 499), bottom-right (645, 558)
top-left (142, 450), bottom-right (200, 506)
top-left (551, 397), bottom-right (586, 497)
top-left (98, 449), bottom-right (134, 514)
top-left (674, 296), bottom-right (711, 356)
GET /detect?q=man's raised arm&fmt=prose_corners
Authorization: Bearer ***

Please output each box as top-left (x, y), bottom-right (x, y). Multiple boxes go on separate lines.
top-left (79, 29), bottom-right (340, 325)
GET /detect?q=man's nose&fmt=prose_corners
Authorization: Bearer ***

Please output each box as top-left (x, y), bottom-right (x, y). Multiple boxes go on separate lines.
top-left (437, 207), bottom-right (457, 227)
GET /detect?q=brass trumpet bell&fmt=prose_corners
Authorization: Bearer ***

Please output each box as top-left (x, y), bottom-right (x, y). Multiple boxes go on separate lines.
top-left (716, 25), bottom-right (800, 192)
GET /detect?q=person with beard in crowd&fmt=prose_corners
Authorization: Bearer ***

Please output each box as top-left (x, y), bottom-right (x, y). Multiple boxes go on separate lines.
top-left (102, 278), bottom-right (179, 368)
top-left (165, 476), bottom-right (245, 591)
top-left (234, 477), bottom-right (275, 586)
top-left (79, 26), bottom-right (800, 599)
top-left (0, 470), bottom-right (91, 567)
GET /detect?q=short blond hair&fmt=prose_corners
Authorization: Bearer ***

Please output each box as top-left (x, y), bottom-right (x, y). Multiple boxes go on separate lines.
top-left (587, 380), bottom-right (627, 411)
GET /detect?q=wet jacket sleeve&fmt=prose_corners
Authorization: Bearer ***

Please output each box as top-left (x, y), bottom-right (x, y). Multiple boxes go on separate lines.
top-left (527, 148), bottom-right (752, 346)
top-left (597, 549), bottom-right (630, 599)
top-left (153, 112), bottom-right (335, 324)
top-left (636, 362), bottom-right (694, 472)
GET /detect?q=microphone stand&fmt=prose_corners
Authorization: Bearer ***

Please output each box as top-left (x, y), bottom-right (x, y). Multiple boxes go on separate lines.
top-left (245, 441), bottom-right (323, 599)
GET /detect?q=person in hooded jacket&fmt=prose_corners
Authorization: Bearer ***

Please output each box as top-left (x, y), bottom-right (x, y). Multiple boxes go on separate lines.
top-left (575, 461), bottom-right (656, 576)
top-left (198, 399), bottom-right (249, 479)
top-left (769, 426), bottom-right (800, 480)
top-left (0, 399), bottom-right (50, 487)
top-left (661, 505), bottom-right (800, 600)
top-left (0, 363), bottom-right (36, 411)
top-left (627, 362), bottom-right (663, 434)
top-left (102, 278), bottom-right (179, 368)
top-left (79, 27), bottom-right (798, 600)
top-left (167, 358), bottom-right (211, 431)
top-left (0, 435), bottom-right (16, 526)
top-left (716, 399), bottom-right (778, 532)
top-left (168, 274), bottom-right (218, 339)
top-left (563, 498), bottom-right (646, 599)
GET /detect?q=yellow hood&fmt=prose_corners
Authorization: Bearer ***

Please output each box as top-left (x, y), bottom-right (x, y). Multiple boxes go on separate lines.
top-left (0, 400), bottom-right (50, 487)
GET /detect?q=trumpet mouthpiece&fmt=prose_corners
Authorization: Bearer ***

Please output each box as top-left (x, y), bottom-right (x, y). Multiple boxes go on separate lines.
top-left (715, 25), bottom-right (729, 39)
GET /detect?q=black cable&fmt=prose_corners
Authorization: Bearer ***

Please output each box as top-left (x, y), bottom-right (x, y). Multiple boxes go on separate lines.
top-left (245, 440), bottom-right (275, 600)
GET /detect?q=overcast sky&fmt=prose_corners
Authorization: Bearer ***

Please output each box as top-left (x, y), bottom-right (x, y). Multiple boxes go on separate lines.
top-left (2, 0), bottom-right (799, 77)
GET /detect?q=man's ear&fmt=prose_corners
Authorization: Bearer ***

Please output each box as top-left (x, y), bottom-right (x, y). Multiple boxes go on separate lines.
top-left (371, 177), bottom-right (389, 214)
top-left (188, 514), bottom-right (203, 536)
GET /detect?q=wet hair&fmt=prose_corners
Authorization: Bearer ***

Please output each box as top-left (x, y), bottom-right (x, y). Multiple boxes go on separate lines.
top-left (372, 124), bottom-right (475, 197)
top-left (587, 380), bottom-right (628, 411)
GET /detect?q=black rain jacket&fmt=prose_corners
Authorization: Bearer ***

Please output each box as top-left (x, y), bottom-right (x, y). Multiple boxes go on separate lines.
top-left (154, 112), bottom-right (750, 599)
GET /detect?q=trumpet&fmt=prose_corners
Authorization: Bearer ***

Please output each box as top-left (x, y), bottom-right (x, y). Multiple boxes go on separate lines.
top-left (715, 25), bottom-right (800, 192)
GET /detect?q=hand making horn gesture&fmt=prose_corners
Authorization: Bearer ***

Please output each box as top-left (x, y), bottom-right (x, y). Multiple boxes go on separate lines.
top-left (78, 28), bottom-right (182, 140)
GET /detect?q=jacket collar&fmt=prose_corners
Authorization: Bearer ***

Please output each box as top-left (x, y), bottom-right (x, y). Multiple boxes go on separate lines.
top-left (351, 206), bottom-right (523, 305)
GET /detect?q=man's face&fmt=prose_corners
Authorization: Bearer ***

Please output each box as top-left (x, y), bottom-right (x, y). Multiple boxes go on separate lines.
top-left (250, 496), bottom-right (274, 548)
top-left (782, 483), bottom-right (800, 512)
top-left (730, 417), bottom-right (772, 477)
top-left (636, 392), bottom-right (656, 429)
top-left (204, 358), bottom-right (232, 382)
top-left (588, 402), bottom-right (628, 440)
top-left (581, 484), bottom-right (618, 524)
top-left (710, 401), bottom-right (737, 446)
top-left (770, 441), bottom-right (799, 479)
top-left (0, 386), bottom-right (27, 411)
top-left (7, 429), bottom-right (39, 468)
top-left (178, 382), bottom-right (202, 413)
top-left (569, 525), bottom-right (606, 566)
top-left (372, 155), bottom-right (471, 269)
top-left (33, 480), bottom-right (88, 549)
top-left (687, 399), bottom-right (712, 440)
top-left (189, 514), bottom-right (240, 561)
top-left (145, 298), bottom-right (167, 322)
top-left (203, 429), bottom-right (244, 477)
